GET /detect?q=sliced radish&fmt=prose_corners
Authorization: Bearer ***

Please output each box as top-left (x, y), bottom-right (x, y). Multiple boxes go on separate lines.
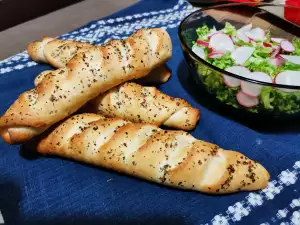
top-left (207, 31), bottom-right (222, 40)
top-left (236, 91), bottom-right (259, 107)
top-left (280, 40), bottom-right (296, 53)
top-left (209, 33), bottom-right (235, 52)
top-left (279, 55), bottom-right (300, 65)
top-left (263, 42), bottom-right (273, 48)
top-left (223, 66), bottom-right (250, 87)
top-left (245, 27), bottom-right (265, 41)
top-left (231, 46), bottom-right (255, 65)
top-left (192, 45), bottom-right (206, 59)
top-left (236, 24), bottom-right (252, 43)
top-left (271, 37), bottom-right (285, 43)
top-left (237, 30), bottom-right (250, 43)
top-left (196, 40), bottom-right (209, 47)
top-left (241, 72), bottom-right (272, 97)
top-left (238, 24), bottom-right (252, 33)
top-left (274, 71), bottom-right (300, 92)
top-left (271, 46), bottom-right (281, 58)
top-left (249, 72), bottom-right (273, 83)
top-left (207, 51), bottom-right (225, 59)
top-left (223, 76), bottom-right (241, 88)
top-left (225, 66), bottom-right (250, 77)
top-left (275, 71), bottom-right (300, 86)
top-left (268, 57), bottom-right (285, 67)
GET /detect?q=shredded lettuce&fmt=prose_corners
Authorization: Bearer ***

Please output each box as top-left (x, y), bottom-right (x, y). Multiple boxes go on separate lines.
top-left (260, 87), bottom-right (300, 113)
top-left (253, 45), bottom-right (273, 58)
top-left (260, 87), bottom-right (274, 109)
top-left (192, 22), bottom-right (300, 114)
top-left (292, 39), bottom-right (300, 56)
top-left (243, 45), bottom-right (278, 77)
top-left (264, 30), bottom-right (271, 43)
top-left (245, 58), bottom-right (279, 78)
top-left (280, 61), bottom-right (300, 72)
top-left (205, 52), bottom-right (235, 69)
top-left (235, 39), bottom-right (254, 47)
top-left (222, 22), bottom-right (237, 36)
top-left (196, 63), bottom-right (240, 109)
top-left (197, 62), bottom-right (300, 114)
top-left (196, 25), bottom-right (211, 41)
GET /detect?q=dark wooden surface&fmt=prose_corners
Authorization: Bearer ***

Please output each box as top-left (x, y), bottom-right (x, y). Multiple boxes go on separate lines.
top-left (0, 0), bottom-right (138, 59)
top-left (0, 0), bottom-right (83, 31)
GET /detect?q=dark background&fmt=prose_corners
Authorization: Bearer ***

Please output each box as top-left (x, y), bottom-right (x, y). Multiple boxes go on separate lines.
top-left (0, 0), bottom-right (83, 31)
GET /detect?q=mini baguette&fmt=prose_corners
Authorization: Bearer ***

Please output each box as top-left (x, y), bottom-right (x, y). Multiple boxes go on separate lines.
top-left (34, 78), bottom-right (200, 130)
top-left (85, 82), bottom-right (200, 130)
top-left (27, 37), bottom-right (91, 67)
top-left (27, 37), bottom-right (171, 84)
top-left (38, 113), bottom-right (270, 194)
top-left (31, 42), bottom-right (198, 130)
top-left (0, 28), bottom-right (172, 144)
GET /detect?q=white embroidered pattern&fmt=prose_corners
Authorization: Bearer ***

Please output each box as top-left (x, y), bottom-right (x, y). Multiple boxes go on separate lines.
top-left (0, 0), bottom-right (195, 75)
top-left (0, 211), bottom-right (3, 224)
top-left (290, 210), bottom-right (300, 225)
top-left (260, 198), bottom-right (300, 224)
top-left (207, 161), bottom-right (300, 225)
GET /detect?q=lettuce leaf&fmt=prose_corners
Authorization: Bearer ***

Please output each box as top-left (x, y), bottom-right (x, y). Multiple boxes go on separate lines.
top-left (264, 30), bottom-right (271, 43)
top-left (260, 87), bottom-right (300, 113)
top-left (222, 22), bottom-right (237, 36)
top-left (292, 39), bottom-right (300, 56)
top-left (205, 52), bottom-right (235, 69)
top-left (260, 87), bottom-right (274, 109)
top-left (243, 45), bottom-right (278, 78)
top-left (244, 57), bottom-right (279, 78)
top-left (196, 25), bottom-right (211, 41)
top-left (196, 62), bottom-right (250, 110)
top-left (253, 45), bottom-right (273, 58)
top-left (281, 61), bottom-right (300, 71)
top-left (235, 39), bottom-right (255, 47)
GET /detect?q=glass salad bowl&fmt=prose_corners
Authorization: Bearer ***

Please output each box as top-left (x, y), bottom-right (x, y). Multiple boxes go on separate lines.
top-left (178, 3), bottom-right (300, 119)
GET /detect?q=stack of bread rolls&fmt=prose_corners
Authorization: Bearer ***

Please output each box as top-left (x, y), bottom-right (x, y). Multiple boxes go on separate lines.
top-left (0, 28), bottom-right (270, 194)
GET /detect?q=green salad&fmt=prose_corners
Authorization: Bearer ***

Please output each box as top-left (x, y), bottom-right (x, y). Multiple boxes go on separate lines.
top-left (192, 22), bottom-right (300, 114)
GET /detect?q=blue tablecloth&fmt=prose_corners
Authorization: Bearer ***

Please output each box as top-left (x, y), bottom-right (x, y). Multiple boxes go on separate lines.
top-left (0, 0), bottom-right (299, 224)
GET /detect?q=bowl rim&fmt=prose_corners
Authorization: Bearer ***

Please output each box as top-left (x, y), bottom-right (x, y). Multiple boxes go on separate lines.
top-left (178, 2), bottom-right (300, 90)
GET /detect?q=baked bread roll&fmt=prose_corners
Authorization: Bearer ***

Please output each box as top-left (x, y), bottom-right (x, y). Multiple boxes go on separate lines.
top-left (85, 82), bottom-right (200, 130)
top-left (0, 28), bottom-right (172, 144)
top-left (34, 76), bottom-right (199, 130)
top-left (27, 37), bottom-right (171, 84)
top-left (27, 37), bottom-right (91, 68)
top-left (38, 113), bottom-right (270, 194)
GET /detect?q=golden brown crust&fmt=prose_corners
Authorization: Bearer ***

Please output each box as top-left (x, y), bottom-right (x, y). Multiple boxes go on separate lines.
top-left (27, 37), bottom-right (172, 84)
top-left (38, 113), bottom-right (270, 194)
top-left (37, 113), bottom-right (104, 155)
top-left (27, 37), bottom-right (54, 63)
top-left (0, 28), bottom-right (172, 144)
top-left (137, 65), bottom-right (171, 84)
top-left (86, 82), bottom-right (200, 130)
top-left (44, 39), bottom-right (92, 68)
top-left (34, 70), bottom-right (53, 86)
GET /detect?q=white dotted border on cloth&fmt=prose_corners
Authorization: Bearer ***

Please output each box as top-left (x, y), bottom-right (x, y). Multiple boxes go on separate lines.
top-left (260, 198), bottom-right (300, 225)
top-left (206, 161), bottom-right (300, 225)
top-left (61, 4), bottom-right (196, 44)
